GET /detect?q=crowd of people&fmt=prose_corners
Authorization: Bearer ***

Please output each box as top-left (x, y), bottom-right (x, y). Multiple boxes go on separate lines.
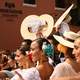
top-left (0, 5), bottom-right (80, 80)
top-left (0, 29), bottom-right (80, 80)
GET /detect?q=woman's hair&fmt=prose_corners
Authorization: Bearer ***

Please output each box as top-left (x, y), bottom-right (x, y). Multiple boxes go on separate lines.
top-left (8, 52), bottom-right (16, 60)
top-left (66, 47), bottom-right (75, 59)
top-left (34, 38), bottom-right (50, 50)
top-left (17, 48), bottom-right (26, 56)
top-left (20, 39), bottom-right (32, 51)
top-left (47, 34), bottom-right (59, 46)
top-left (33, 38), bottom-right (54, 57)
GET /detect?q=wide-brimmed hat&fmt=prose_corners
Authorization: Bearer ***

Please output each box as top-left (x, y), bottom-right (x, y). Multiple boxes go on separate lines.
top-left (54, 4), bottom-right (74, 28)
top-left (20, 14), bottom-right (54, 40)
top-left (20, 4), bottom-right (73, 40)
top-left (63, 31), bottom-right (80, 40)
top-left (54, 4), bottom-right (74, 35)
top-left (53, 35), bottom-right (74, 48)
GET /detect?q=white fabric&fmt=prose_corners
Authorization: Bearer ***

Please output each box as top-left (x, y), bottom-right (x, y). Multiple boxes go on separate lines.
top-left (50, 62), bottom-right (78, 79)
top-left (26, 17), bottom-right (45, 33)
top-left (53, 35), bottom-right (74, 48)
top-left (48, 57), bottom-right (54, 66)
top-left (63, 31), bottom-right (80, 40)
top-left (11, 67), bottom-right (41, 80)
top-left (59, 22), bottom-right (70, 36)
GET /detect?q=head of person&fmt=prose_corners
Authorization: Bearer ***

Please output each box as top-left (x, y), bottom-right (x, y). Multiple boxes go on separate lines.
top-left (15, 48), bottom-right (33, 68)
top-left (53, 34), bottom-right (75, 59)
top-left (8, 52), bottom-right (16, 65)
top-left (0, 50), bottom-right (9, 63)
top-left (73, 37), bottom-right (80, 63)
top-left (30, 38), bottom-right (54, 63)
top-left (20, 39), bottom-right (32, 51)
top-left (15, 48), bottom-right (27, 67)
top-left (57, 43), bottom-right (74, 59)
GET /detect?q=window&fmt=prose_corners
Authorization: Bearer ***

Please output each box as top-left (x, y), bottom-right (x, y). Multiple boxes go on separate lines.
top-left (5, 2), bottom-right (15, 8)
top-left (23, 0), bottom-right (36, 7)
top-left (24, 0), bottom-right (35, 4)
top-left (55, 0), bottom-right (66, 8)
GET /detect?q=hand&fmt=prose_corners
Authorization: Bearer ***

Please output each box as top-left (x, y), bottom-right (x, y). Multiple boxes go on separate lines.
top-left (36, 31), bottom-right (44, 38)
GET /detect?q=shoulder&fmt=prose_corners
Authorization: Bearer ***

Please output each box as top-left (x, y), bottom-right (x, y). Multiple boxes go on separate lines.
top-left (50, 63), bottom-right (67, 79)
top-left (55, 62), bottom-right (66, 69)
top-left (37, 63), bottom-right (54, 72)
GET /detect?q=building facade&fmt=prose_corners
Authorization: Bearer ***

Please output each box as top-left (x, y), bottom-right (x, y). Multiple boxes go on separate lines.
top-left (0, 0), bottom-right (80, 50)
top-left (0, 0), bottom-right (55, 50)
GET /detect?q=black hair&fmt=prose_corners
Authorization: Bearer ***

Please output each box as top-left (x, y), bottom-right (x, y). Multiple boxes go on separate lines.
top-left (66, 48), bottom-right (75, 59)
top-left (47, 35), bottom-right (59, 45)
top-left (20, 39), bottom-right (32, 51)
top-left (8, 52), bottom-right (16, 60)
top-left (22, 39), bottom-right (32, 45)
top-left (17, 48), bottom-right (26, 56)
top-left (34, 38), bottom-right (50, 50)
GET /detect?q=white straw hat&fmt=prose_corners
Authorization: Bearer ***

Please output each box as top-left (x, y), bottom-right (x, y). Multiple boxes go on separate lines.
top-left (20, 4), bottom-right (74, 40)
top-left (53, 35), bottom-right (74, 48)
top-left (20, 14), bottom-right (54, 40)
top-left (54, 4), bottom-right (74, 28)
top-left (63, 31), bottom-right (80, 40)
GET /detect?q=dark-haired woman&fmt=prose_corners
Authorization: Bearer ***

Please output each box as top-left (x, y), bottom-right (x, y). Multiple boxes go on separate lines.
top-left (11, 38), bottom-right (54, 80)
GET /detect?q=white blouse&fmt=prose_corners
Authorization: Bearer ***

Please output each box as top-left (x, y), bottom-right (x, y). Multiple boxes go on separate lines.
top-left (50, 62), bottom-right (78, 79)
top-left (11, 67), bottom-right (41, 80)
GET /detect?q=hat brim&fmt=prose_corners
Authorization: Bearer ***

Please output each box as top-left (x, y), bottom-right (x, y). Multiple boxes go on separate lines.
top-left (63, 31), bottom-right (80, 40)
top-left (54, 4), bottom-right (74, 28)
top-left (20, 15), bottom-right (39, 40)
top-left (20, 14), bottom-right (54, 40)
top-left (53, 35), bottom-right (74, 48)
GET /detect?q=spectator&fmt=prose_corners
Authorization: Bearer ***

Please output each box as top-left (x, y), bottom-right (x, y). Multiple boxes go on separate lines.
top-left (51, 37), bottom-right (80, 80)
top-left (11, 38), bottom-right (54, 80)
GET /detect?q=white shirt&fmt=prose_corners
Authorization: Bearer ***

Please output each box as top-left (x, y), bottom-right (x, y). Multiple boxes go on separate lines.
top-left (11, 67), bottom-right (41, 80)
